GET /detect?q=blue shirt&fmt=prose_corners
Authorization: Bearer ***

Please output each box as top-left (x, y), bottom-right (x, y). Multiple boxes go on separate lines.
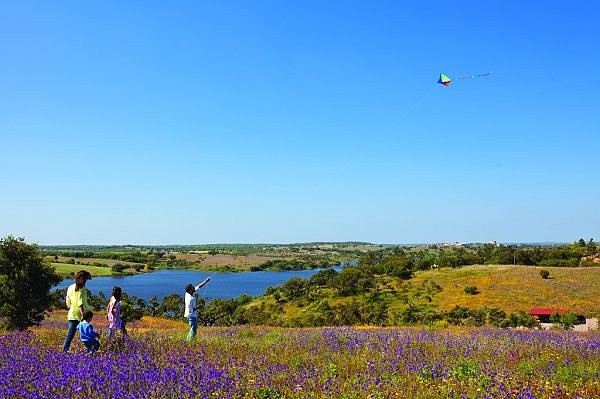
top-left (77, 320), bottom-right (100, 341)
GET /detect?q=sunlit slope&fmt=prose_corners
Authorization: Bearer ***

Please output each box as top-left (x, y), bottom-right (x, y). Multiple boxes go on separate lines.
top-left (411, 265), bottom-right (600, 316)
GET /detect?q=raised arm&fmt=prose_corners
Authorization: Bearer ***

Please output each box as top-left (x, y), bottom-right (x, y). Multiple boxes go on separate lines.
top-left (196, 277), bottom-right (211, 289)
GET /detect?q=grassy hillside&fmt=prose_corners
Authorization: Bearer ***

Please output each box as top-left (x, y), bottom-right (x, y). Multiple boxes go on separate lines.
top-left (257, 264), bottom-right (600, 327)
top-left (410, 265), bottom-right (600, 316)
top-left (52, 263), bottom-right (113, 277)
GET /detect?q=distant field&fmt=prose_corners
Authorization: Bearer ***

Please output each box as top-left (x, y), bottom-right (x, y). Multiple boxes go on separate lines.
top-left (49, 256), bottom-right (140, 268)
top-left (175, 252), bottom-right (283, 269)
top-left (51, 263), bottom-right (113, 277)
top-left (411, 264), bottom-right (600, 317)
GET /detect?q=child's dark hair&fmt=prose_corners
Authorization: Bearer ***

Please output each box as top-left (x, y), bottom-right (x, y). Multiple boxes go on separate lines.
top-left (112, 286), bottom-right (122, 301)
top-left (185, 284), bottom-right (194, 294)
top-left (82, 310), bottom-right (94, 321)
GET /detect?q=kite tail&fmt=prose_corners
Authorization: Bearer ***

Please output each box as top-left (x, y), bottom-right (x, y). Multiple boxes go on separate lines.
top-left (458, 71), bottom-right (493, 80)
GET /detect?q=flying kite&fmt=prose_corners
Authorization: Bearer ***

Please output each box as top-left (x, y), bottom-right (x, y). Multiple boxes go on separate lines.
top-left (437, 71), bottom-right (493, 87)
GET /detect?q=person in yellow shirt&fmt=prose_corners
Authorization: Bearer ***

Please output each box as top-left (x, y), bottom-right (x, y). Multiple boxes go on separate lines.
top-left (62, 270), bottom-right (92, 352)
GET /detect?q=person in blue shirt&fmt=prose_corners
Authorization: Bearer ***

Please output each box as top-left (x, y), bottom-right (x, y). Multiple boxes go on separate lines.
top-left (77, 310), bottom-right (101, 355)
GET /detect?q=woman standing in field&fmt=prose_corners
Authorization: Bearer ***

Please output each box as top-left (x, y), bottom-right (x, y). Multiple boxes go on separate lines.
top-left (106, 286), bottom-right (127, 338)
top-left (184, 277), bottom-right (211, 341)
top-left (62, 270), bottom-right (92, 352)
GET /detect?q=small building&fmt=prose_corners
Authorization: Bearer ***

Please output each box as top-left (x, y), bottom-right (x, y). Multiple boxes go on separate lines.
top-left (529, 307), bottom-right (569, 323)
top-left (529, 307), bottom-right (587, 325)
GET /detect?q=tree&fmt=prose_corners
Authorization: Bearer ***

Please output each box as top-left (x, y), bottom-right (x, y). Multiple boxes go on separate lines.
top-left (0, 236), bottom-right (61, 330)
top-left (280, 277), bottom-right (307, 300)
top-left (550, 311), bottom-right (578, 329)
top-left (119, 293), bottom-right (145, 324)
top-left (438, 251), bottom-right (462, 268)
top-left (198, 298), bottom-right (240, 326)
top-left (159, 293), bottom-right (183, 318)
top-left (308, 268), bottom-right (338, 287)
top-left (335, 267), bottom-right (374, 296)
top-left (146, 296), bottom-right (161, 316)
top-left (120, 301), bottom-right (144, 324)
top-left (380, 255), bottom-right (414, 279)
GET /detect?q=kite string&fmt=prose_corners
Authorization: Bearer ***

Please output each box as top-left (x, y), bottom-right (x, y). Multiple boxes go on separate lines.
top-left (396, 84), bottom-right (437, 123)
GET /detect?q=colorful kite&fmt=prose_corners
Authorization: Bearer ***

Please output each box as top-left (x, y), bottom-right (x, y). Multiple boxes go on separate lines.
top-left (437, 71), bottom-right (492, 87)
top-left (437, 73), bottom-right (452, 86)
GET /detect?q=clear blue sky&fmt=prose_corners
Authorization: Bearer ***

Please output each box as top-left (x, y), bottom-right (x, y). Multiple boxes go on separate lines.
top-left (1, 1), bottom-right (598, 245)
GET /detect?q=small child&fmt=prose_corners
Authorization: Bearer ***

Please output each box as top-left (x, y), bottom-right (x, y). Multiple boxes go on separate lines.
top-left (106, 286), bottom-right (127, 338)
top-left (77, 310), bottom-right (101, 355)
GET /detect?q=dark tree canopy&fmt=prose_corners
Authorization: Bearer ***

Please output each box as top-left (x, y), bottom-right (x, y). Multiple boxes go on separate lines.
top-left (0, 236), bottom-right (61, 330)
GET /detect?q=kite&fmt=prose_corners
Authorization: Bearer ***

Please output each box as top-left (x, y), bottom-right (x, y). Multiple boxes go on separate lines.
top-left (437, 73), bottom-right (452, 86)
top-left (437, 71), bottom-right (493, 87)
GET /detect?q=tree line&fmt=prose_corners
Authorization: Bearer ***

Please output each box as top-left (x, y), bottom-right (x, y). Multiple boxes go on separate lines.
top-left (413, 239), bottom-right (599, 269)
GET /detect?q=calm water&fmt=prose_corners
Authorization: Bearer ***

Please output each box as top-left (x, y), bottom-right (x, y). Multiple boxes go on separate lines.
top-left (53, 268), bottom-right (340, 301)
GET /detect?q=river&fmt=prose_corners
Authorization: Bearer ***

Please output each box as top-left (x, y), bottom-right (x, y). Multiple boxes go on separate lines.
top-left (53, 267), bottom-right (341, 301)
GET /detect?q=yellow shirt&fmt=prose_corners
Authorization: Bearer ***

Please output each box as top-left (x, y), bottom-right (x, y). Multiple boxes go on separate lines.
top-left (65, 283), bottom-right (90, 320)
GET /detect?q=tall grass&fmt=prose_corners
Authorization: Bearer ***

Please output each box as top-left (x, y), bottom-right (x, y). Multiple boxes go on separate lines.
top-left (412, 265), bottom-right (600, 316)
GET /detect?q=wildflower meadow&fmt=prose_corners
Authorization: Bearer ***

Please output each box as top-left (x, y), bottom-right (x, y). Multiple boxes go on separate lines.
top-left (1, 315), bottom-right (598, 398)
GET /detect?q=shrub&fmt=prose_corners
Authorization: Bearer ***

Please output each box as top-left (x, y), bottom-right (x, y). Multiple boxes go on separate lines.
top-left (539, 269), bottom-right (551, 279)
top-left (464, 285), bottom-right (480, 295)
top-left (111, 263), bottom-right (129, 273)
top-left (550, 311), bottom-right (579, 329)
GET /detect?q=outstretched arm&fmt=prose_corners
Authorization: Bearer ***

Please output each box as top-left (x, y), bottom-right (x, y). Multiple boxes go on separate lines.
top-left (196, 277), bottom-right (211, 289)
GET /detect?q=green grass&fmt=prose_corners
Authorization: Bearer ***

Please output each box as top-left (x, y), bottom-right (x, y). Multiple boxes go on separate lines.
top-left (51, 263), bottom-right (113, 277)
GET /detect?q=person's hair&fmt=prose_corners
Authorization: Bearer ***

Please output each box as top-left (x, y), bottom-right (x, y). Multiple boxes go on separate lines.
top-left (75, 270), bottom-right (92, 281)
top-left (112, 286), bottom-right (122, 301)
top-left (185, 284), bottom-right (194, 294)
top-left (82, 310), bottom-right (94, 321)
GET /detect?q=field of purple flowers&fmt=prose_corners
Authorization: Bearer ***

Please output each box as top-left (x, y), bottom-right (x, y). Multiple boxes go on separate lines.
top-left (1, 323), bottom-right (598, 398)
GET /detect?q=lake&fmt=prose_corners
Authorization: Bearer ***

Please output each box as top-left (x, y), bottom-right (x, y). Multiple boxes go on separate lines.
top-left (53, 268), bottom-right (341, 301)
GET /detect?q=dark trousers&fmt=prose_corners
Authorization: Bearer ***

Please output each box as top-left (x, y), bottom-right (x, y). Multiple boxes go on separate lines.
top-left (82, 339), bottom-right (100, 354)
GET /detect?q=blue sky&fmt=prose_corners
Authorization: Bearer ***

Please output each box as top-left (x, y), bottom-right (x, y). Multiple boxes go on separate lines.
top-left (1, 1), bottom-right (598, 245)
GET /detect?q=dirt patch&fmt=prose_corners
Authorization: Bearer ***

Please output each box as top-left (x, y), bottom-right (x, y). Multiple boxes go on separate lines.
top-left (173, 252), bottom-right (287, 268)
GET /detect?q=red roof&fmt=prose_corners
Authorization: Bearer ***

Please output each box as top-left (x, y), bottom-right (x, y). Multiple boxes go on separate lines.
top-left (529, 308), bottom-right (569, 316)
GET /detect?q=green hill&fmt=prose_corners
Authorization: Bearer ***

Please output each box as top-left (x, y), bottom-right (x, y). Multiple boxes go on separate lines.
top-left (245, 265), bottom-right (600, 327)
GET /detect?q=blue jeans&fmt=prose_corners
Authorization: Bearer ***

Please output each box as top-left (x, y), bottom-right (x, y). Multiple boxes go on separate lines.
top-left (83, 339), bottom-right (100, 354)
top-left (187, 316), bottom-right (198, 341)
top-left (62, 320), bottom-right (79, 352)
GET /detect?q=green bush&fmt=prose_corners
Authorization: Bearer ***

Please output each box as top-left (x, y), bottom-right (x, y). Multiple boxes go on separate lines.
top-left (464, 285), bottom-right (480, 295)
top-left (540, 269), bottom-right (551, 279)
top-left (111, 263), bottom-right (129, 273)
